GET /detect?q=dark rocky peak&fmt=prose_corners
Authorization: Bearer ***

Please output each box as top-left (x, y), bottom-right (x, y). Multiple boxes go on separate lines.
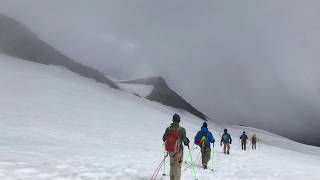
top-left (121, 77), bottom-right (207, 120)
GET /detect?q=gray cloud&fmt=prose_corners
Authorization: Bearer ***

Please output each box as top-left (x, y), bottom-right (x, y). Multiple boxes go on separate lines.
top-left (1, 0), bottom-right (320, 145)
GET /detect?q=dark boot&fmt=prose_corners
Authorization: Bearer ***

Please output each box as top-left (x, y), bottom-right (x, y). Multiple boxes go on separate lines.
top-left (203, 163), bottom-right (207, 169)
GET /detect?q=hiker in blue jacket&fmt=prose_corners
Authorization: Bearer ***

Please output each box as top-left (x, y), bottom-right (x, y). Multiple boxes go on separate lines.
top-left (194, 122), bottom-right (215, 169)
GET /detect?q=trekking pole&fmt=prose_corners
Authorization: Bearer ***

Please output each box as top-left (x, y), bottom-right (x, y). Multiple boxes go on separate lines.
top-left (162, 149), bottom-right (167, 176)
top-left (210, 148), bottom-right (214, 171)
top-left (187, 146), bottom-right (198, 180)
top-left (185, 143), bottom-right (196, 163)
top-left (150, 153), bottom-right (168, 180)
top-left (183, 151), bottom-right (200, 172)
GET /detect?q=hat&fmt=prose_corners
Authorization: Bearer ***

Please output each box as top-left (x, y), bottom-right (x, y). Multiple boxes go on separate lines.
top-left (172, 113), bottom-right (180, 123)
top-left (202, 122), bottom-right (208, 128)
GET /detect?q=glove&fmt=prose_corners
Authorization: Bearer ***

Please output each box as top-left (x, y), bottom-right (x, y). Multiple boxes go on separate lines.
top-left (184, 138), bottom-right (190, 147)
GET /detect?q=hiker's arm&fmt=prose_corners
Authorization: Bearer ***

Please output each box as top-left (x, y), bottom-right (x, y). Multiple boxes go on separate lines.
top-left (209, 132), bottom-right (215, 144)
top-left (194, 131), bottom-right (201, 141)
top-left (180, 128), bottom-right (189, 146)
top-left (162, 128), bottom-right (169, 142)
top-left (229, 135), bottom-right (232, 144)
top-left (210, 133), bottom-right (215, 148)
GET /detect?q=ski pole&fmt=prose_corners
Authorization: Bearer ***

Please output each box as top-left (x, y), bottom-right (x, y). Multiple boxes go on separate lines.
top-left (150, 160), bottom-right (163, 180)
top-left (185, 144), bottom-right (198, 164)
top-left (211, 147), bottom-right (214, 171)
top-left (188, 146), bottom-right (198, 180)
top-left (150, 153), bottom-right (168, 180)
top-left (183, 151), bottom-right (200, 172)
top-left (150, 159), bottom-right (165, 180)
top-left (182, 152), bottom-right (201, 172)
top-left (162, 149), bottom-right (166, 176)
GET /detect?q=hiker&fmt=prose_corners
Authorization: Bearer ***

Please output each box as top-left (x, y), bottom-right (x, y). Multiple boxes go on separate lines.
top-left (194, 122), bottom-right (215, 169)
top-left (240, 131), bottom-right (248, 151)
top-left (220, 129), bottom-right (232, 154)
top-left (251, 134), bottom-right (257, 149)
top-left (163, 113), bottom-right (190, 180)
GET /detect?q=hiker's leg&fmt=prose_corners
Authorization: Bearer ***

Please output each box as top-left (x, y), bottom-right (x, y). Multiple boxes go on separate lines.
top-left (206, 148), bottom-right (211, 164)
top-left (177, 161), bottom-right (182, 180)
top-left (223, 144), bottom-right (227, 154)
top-left (170, 154), bottom-right (182, 180)
top-left (244, 142), bottom-right (246, 150)
top-left (201, 147), bottom-right (205, 165)
top-left (176, 153), bottom-right (182, 180)
top-left (170, 155), bottom-right (176, 180)
top-left (227, 144), bottom-right (230, 154)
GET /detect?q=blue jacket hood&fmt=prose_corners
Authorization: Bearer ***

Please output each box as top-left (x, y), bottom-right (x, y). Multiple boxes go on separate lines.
top-left (201, 127), bottom-right (209, 132)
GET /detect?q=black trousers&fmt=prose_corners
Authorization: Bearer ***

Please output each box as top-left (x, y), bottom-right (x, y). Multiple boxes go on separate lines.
top-left (241, 141), bottom-right (247, 150)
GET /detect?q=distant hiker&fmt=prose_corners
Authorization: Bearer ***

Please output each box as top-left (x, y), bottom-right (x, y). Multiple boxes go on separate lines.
top-left (240, 131), bottom-right (248, 151)
top-left (251, 134), bottom-right (257, 149)
top-left (194, 122), bottom-right (215, 169)
top-left (163, 113), bottom-right (190, 180)
top-left (220, 129), bottom-right (232, 154)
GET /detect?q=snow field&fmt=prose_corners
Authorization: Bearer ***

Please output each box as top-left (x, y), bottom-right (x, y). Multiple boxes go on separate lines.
top-left (0, 54), bottom-right (320, 179)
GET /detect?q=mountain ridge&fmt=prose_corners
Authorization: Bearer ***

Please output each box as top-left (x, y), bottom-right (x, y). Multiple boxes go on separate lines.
top-left (121, 77), bottom-right (207, 120)
top-left (0, 14), bottom-right (207, 120)
top-left (0, 14), bottom-right (118, 89)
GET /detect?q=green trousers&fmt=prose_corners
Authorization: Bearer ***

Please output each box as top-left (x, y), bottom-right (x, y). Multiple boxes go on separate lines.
top-left (201, 146), bottom-right (211, 166)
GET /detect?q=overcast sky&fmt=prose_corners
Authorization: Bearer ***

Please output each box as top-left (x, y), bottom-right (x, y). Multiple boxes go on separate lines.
top-left (0, 0), bottom-right (320, 143)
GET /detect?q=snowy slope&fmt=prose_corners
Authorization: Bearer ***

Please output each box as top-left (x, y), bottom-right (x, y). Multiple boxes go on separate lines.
top-left (117, 83), bottom-right (154, 98)
top-left (0, 54), bottom-right (320, 180)
top-left (225, 125), bottom-right (320, 156)
top-left (105, 75), bottom-right (154, 97)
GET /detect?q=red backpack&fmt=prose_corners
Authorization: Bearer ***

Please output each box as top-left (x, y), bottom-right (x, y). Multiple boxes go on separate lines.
top-left (165, 127), bottom-right (180, 153)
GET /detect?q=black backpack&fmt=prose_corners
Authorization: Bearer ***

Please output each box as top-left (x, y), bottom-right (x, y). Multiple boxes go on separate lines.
top-left (222, 134), bottom-right (230, 143)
